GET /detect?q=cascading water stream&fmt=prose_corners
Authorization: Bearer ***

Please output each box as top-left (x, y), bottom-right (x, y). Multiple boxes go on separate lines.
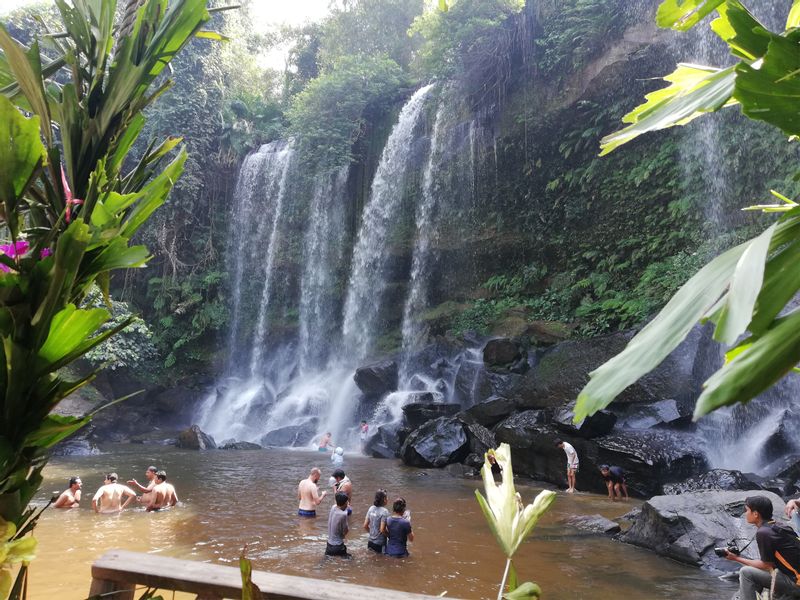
top-left (248, 143), bottom-right (296, 375)
top-left (340, 84), bottom-right (435, 364)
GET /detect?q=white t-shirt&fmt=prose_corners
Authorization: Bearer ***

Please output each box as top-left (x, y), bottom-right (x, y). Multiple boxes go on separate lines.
top-left (562, 442), bottom-right (578, 468)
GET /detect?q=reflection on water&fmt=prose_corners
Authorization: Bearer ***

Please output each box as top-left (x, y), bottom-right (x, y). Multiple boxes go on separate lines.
top-left (30, 446), bottom-right (735, 599)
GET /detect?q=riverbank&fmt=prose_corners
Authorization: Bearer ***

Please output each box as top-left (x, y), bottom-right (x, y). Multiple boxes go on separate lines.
top-left (30, 445), bottom-right (734, 599)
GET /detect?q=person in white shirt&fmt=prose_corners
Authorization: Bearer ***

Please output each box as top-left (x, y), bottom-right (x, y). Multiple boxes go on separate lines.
top-left (555, 439), bottom-right (579, 493)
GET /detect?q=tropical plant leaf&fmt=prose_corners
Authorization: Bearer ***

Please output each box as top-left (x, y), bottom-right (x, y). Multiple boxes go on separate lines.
top-left (121, 150), bottom-right (187, 238)
top-left (695, 308), bottom-right (800, 418)
top-left (710, 1), bottom-right (772, 60)
top-left (37, 304), bottom-right (109, 365)
top-left (599, 64), bottom-right (736, 155)
top-left (656, 0), bottom-right (726, 31)
top-left (239, 546), bottom-right (262, 600)
top-left (789, 0), bottom-right (800, 29)
top-left (574, 241), bottom-right (749, 421)
top-left (503, 582), bottom-right (542, 599)
top-left (712, 222), bottom-right (775, 344)
top-left (23, 414), bottom-right (90, 449)
top-left (734, 33), bottom-right (800, 137)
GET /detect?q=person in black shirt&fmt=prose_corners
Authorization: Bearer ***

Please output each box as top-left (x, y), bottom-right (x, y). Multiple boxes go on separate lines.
top-left (725, 495), bottom-right (800, 600)
top-left (599, 465), bottom-right (628, 501)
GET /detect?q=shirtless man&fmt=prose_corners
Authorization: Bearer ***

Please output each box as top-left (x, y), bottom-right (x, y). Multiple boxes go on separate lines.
top-left (147, 471), bottom-right (178, 512)
top-left (92, 473), bottom-right (137, 514)
top-left (53, 476), bottom-right (82, 508)
top-left (298, 467), bottom-right (328, 517)
top-left (127, 465), bottom-right (158, 504)
top-left (318, 432), bottom-right (333, 453)
top-left (332, 469), bottom-right (353, 516)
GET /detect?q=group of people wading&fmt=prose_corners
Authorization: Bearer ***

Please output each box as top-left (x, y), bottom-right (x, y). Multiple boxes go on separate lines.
top-left (298, 466), bottom-right (413, 559)
top-left (53, 466), bottom-right (178, 513)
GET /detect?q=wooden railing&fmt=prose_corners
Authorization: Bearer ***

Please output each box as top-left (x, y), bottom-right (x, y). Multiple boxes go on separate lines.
top-left (89, 549), bottom-right (461, 600)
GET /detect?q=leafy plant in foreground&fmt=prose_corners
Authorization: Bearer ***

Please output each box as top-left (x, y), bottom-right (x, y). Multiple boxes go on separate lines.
top-left (475, 444), bottom-right (555, 600)
top-left (574, 0), bottom-right (800, 422)
top-left (0, 0), bottom-right (224, 597)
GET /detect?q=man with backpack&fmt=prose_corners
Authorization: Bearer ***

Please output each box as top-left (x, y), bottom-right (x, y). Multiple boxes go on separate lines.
top-left (724, 495), bottom-right (800, 599)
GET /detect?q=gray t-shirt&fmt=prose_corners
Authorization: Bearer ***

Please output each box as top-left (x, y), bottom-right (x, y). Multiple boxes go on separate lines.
top-left (365, 505), bottom-right (389, 544)
top-left (328, 505), bottom-right (349, 546)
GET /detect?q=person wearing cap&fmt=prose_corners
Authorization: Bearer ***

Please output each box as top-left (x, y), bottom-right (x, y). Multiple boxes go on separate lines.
top-left (555, 439), bottom-right (579, 493)
top-left (127, 465), bottom-right (158, 504)
top-left (92, 472), bottom-right (138, 514)
top-left (332, 469), bottom-right (353, 516)
top-left (599, 465), bottom-right (628, 501)
top-left (331, 446), bottom-right (344, 467)
top-left (54, 476), bottom-right (82, 508)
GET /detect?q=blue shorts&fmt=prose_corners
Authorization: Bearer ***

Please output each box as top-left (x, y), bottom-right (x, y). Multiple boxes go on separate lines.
top-left (298, 509), bottom-right (316, 518)
top-left (318, 448), bottom-right (328, 452)
top-left (347, 507), bottom-right (352, 516)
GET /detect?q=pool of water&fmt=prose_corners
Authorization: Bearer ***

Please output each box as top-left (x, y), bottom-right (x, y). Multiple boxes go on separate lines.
top-left (29, 445), bottom-right (735, 599)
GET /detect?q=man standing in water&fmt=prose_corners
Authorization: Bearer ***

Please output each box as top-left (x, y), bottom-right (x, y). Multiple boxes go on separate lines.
top-left (297, 467), bottom-right (328, 517)
top-left (325, 492), bottom-right (351, 557)
top-left (318, 432), bottom-right (333, 452)
top-left (359, 420), bottom-right (369, 453)
top-left (53, 476), bottom-right (82, 508)
top-left (147, 471), bottom-right (178, 511)
top-left (555, 439), bottom-right (578, 493)
top-left (332, 469), bottom-right (353, 515)
top-left (92, 473), bottom-right (138, 514)
top-left (127, 465), bottom-right (158, 504)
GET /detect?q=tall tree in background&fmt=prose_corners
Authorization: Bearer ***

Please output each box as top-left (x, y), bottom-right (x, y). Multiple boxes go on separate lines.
top-left (0, 1), bottom-right (223, 597)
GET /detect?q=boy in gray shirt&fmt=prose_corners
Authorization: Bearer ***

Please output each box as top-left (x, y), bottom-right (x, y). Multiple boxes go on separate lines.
top-left (325, 492), bottom-right (350, 557)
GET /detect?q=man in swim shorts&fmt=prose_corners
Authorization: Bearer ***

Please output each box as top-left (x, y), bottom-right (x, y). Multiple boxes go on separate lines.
top-left (298, 467), bottom-right (328, 517)
top-left (318, 432), bottom-right (333, 452)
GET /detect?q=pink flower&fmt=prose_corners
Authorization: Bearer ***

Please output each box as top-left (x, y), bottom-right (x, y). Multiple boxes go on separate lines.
top-left (0, 240), bottom-right (30, 272)
top-left (61, 165), bottom-right (84, 223)
top-left (40, 248), bottom-right (52, 259)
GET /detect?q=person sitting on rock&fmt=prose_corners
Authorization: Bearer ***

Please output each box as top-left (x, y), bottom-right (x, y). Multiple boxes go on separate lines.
top-left (725, 495), bottom-right (800, 600)
top-left (53, 476), bottom-right (82, 508)
top-left (599, 465), bottom-right (628, 501)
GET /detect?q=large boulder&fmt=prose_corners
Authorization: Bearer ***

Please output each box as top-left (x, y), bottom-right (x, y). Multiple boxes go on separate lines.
top-left (452, 355), bottom-right (493, 406)
top-left (611, 399), bottom-right (688, 430)
top-left (662, 470), bottom-right (763, 495)
top-left (353, 360), bottom-right (399, 397)
top-left (593, 430), bottom-right (709, 497)
top-left (364, 422), bottom-right (409, 459)
top-left (400, 417), bottom-right (469, 468)
top-left (460, 396), bottom-right (516, 427)
top-left (403, 402), bottom-right (461, 430)
top-left (493, 413), bottom-right (574, 485)
top-left (563, 514), bottom-right (621, 535)
top-left (465, 422), bottom-right (497, 456)
top-left (620, 491), bottom-right (785, 570)
top-left (177, 425), bottom-right (216, 450)
top-left (261, 421), bottom-right (317, 447)
top-left (483, 338), bottom-right (529, 374)
top-left (220, 441), bottom-right (262, 450)
top-left (553, 401), bottom-right (617, 439)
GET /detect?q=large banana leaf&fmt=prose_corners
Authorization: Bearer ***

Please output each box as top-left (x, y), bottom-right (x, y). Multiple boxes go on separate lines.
top-left (656, 0), bottom-right (726, 30)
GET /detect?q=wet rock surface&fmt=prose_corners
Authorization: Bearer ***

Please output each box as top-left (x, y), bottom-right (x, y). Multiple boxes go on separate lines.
top-left (220, 441), bottom-right (262, 450)
top-left (553, 401), bottom-right (617, 439)
top-left (261, 421), bottom-right (317, 448)
top-left (403, 402), bottom-right (461, 430)
top-left (400, 417), bottom-right (468, 468)
top-left (662, 470), bottom-right (763, 495)
top-left (619, 491), bottom-right (785, 571)
top-left (563, 514), bottom-right (621, 535)
top-left (177, 425), bottom-right (217, 450)
top-left (354, 360), bottom-right (399, 397)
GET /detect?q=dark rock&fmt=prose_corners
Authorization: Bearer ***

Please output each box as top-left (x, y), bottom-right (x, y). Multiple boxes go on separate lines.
top-left (261, 421), bottom-right (317, 447)
top-left (525, 321), bottom-right (571, 347)
top-left (611, 399), bottom-right (688, 429)
top-left (353, 360), bottom-right (399, 397)
top-left (593, 430), bottom-right (709, 497)
top-left (452, 355), bottom-right (493, 406)
top-left (465, 422), bottom-right (496, 456)
top-left (220, 441), bottom-right (262, 450)
top-left (761, 411), bottom-right (797, 465)
top-left (464, 452), bottom-right (485, 469)
top-left (364, 422), bottom-right (405, 458)
top-left (129, 430), bottom-right (180, 446)
top-left (462, 396), bottom-right (516, 427)
top-left (400, 417), bottom-right (469, 468)
top-left (483, 338), bottom-right (528, 374)
top-left (493, 411), bottom-right (548, 448)
top-left (493, 415), bottom-right (571, 485)
top-left (553, 401), bottom-right (617, 439)
top-left (620, 491), bottom-right (784, 570)
top-left (51, 434), bottom-right (99, 456)
top-left (368, 442), bottom-right (398, 459)
top-left (445, 463), bottom-right (477, 477)
top-left (662, 470), bottom-right (763, 495)
top-left (761, 454), bottom-right (800, 482)
top-left (563, 514), bottom-right (621, 535)
top-left (177, 425), bottom-right (217, 450)
top-left (403, 402), bottom-right (461, 430)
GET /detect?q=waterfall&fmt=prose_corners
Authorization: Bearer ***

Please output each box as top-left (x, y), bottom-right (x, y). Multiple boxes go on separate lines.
top-left (340, 83), bottom-right (435, 363)
top-left (248, 143), bottom-right (296, 374)
top-left (401, 102), bottom-right (445, 366)
top-left (298, 168), bottom-right (349, 371)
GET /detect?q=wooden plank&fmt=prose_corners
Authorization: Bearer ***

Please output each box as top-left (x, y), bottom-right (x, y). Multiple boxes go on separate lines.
top-left (87, 576), bottom-right (135, 600)
top-left (90, 550), bottom-right (460, 600)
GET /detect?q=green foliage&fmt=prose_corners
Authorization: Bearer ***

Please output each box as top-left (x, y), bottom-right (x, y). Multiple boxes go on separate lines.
top-left (0, 1), bottom-right (217, 595)
top-left (287, 54), bottom-right (406, 169)
top-left (575, 0), bottom-right (800, 423)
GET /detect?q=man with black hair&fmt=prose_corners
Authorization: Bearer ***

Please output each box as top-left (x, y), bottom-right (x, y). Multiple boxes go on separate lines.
top-left (332, 468), bottom-right (353, 516)
top-left (725, 495), bottom-right (800, 599)
top-left (555, 439), bottom-right (578, 493)
top-left (54, 476), bottom-right (82, 508)
top-left (128, 465), bottom-right (158, 505)
top-left (325, 492), bottom-right (350, 557)
top-left (147, 470), bottom-right (178, 511)
top-left (92, 473), bottom-right (137, 514)
top-left (599, 465), bottom-right (628, 501)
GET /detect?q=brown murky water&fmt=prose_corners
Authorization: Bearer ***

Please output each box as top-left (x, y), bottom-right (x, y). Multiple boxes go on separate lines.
top-left (29, 446), bottom-right (735, 599)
